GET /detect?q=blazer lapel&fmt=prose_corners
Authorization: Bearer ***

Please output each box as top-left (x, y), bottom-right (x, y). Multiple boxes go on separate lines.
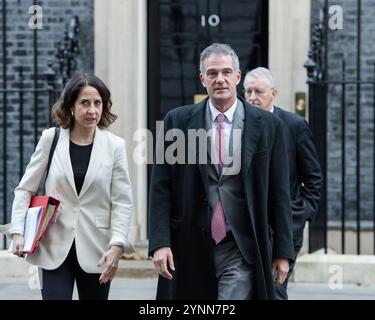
top-left (79, 128), bottom-right (104, 198)
top-left (188, 98), bottom-right (210, 196)
top-left (241, 99), bottom-right (263, 183)
top-left (57, 128), bottom-right (78, 197)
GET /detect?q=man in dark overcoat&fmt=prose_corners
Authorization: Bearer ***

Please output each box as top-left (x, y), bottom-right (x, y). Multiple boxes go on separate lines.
top-left (148, 43), bottom-right (294, 300)
top-left (243, 67), bottom-right (323, 299)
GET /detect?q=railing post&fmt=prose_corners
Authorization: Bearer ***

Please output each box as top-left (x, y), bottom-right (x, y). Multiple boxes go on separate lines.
top-left (55, 16), bottom-right (80, 86)
top-left (44, 60), bottom-right (57, 127)
top-left (304, 8), bottom-right (328, 254)
top-left (356, 0), bottom-right (362, 255)
top-left (18, 66), bottom-right (25, 180)
top-left (2, 0), bottom-right (7, 249)
top-left (341, 59), bottom-right (346, 254)
top-left (373, 62), bottom-right (375, 255)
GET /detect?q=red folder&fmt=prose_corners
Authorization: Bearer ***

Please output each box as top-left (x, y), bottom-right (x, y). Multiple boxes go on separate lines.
top-left (26, 195), bottom-right (61, 254)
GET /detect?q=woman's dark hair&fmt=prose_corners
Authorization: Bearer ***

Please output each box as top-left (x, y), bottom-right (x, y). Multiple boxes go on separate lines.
top-left (52, 73), bottom-right (117, 129)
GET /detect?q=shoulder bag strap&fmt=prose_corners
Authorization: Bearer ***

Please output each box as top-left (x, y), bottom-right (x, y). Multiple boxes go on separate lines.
top-left (44, 127), bottom-right (60, 182)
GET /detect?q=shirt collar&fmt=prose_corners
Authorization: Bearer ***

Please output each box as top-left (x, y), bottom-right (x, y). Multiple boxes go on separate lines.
top-left (209, 99), bottom-right (237, 123)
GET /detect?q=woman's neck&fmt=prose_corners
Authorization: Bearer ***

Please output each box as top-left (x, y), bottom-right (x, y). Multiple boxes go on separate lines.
top-left (70, 127), bottom-right (95, 145)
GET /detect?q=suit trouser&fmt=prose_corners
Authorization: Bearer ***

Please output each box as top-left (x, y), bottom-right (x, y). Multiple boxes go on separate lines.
top-left (41, 241), bottom-right (110, 300)
top-left (213, 233), bottom-right (256, 300)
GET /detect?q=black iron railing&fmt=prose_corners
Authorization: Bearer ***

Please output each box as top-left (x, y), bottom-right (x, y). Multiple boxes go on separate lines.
top-left (305, 0), bottom-right (375, 255)
top-left (0, 4), bottom-right (80, 248)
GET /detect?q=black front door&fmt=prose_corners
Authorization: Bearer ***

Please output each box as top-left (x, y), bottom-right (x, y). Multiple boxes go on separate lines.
top-left (147, 0), bottom-right (268, 130)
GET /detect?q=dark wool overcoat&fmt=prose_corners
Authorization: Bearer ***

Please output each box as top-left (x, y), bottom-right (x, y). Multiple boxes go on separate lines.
top-left (148, 97), bottom-right (295, 300)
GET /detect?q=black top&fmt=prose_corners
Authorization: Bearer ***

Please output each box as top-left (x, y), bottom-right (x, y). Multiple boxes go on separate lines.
top-left (69, 141), bottom-right (93, 195)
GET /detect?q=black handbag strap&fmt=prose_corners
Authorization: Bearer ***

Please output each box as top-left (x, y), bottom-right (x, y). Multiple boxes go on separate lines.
top-left (45, 127), bottom-right (60, 182)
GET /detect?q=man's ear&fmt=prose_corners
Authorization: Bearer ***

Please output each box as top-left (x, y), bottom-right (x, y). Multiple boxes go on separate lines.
top-left (236, 70), bottom-right (241, 85)
top-left (200, 73), bottom-right (206, 88)
top-left (272, 88), bottom-right (278, 98)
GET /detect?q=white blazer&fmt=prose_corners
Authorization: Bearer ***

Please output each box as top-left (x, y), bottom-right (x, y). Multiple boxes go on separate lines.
top-left (9, 127), bottom-right (135, 273)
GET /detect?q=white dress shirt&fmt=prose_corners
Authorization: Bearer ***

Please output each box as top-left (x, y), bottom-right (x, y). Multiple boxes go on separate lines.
top-left (208, 99), bottom-right (238, 159)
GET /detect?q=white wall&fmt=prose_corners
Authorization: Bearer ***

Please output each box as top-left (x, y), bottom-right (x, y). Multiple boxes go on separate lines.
top-left (94, 0), bottom-right (148, 244)
top-left (269, 0), bottom-right (311, 114)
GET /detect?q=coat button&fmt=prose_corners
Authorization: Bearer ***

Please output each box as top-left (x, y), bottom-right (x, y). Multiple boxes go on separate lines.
top-left (218, 181), bottom-right (223, 187)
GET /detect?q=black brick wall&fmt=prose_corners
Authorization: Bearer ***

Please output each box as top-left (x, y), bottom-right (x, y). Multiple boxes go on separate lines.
top-left (311, 0), bottom-right (375, 225)
top-left (0, 0), bottom-right (94, 225)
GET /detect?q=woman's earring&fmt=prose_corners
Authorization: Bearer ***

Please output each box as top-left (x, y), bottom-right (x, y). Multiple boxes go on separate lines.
top-left (71, 110), bottom-right (74, 117)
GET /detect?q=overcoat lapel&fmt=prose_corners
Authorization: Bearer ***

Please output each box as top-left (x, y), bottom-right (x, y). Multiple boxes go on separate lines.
top-left (273, 106), bottom-right (282, 118)
top-left (241, 101), bottom-right (263, 185)
top-left (187, 98), bottom-right (210, 197)
top-left (221, 100), bottom-right (245, 178)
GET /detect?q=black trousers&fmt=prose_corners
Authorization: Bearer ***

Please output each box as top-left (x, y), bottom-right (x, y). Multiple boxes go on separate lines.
top-left (41, 242), bottom-right (110, 300)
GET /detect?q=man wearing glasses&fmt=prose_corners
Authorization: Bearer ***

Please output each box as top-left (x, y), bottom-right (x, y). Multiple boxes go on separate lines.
top-left (243, 67), bottom-right (323, 300)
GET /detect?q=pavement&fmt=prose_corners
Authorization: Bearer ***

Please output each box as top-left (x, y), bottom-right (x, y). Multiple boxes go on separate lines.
top-left (0, 276), bottom-right (157, 300)
top-left (1, 249), bottom-right (375, 300)
top-left (1, 275), bottom-right (375, 300)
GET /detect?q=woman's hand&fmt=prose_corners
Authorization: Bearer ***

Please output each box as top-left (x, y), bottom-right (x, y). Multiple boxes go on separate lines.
top-left (98, 245), bottom-right (124, 284)
top-left (12, 234), bottom-right (25, 257)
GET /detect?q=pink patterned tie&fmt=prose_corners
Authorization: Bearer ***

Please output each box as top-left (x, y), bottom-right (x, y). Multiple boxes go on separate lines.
top-left (215, 113), bottom-right (226, 174)
top-left (211, 113), bottom-right (227, 245)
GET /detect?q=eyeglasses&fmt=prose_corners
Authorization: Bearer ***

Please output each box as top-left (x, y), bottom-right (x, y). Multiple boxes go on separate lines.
top-left (242, 88), bottom-right (274, 97)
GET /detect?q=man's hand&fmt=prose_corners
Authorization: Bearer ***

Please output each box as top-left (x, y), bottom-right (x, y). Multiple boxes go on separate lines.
top-left (152, 247), bottom-right (175, 280)
top-left (272, 258), bottom-right (289, 286)
top-left (99, 245), bottom-right (124, 284)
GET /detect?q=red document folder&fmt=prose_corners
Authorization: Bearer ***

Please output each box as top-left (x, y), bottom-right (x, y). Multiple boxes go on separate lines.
top-left (26, 195), bottom-right (61, 254)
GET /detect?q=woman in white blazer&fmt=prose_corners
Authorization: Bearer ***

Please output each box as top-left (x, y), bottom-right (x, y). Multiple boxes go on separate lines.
top-left (9, 73), bottom-right (134, 300)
